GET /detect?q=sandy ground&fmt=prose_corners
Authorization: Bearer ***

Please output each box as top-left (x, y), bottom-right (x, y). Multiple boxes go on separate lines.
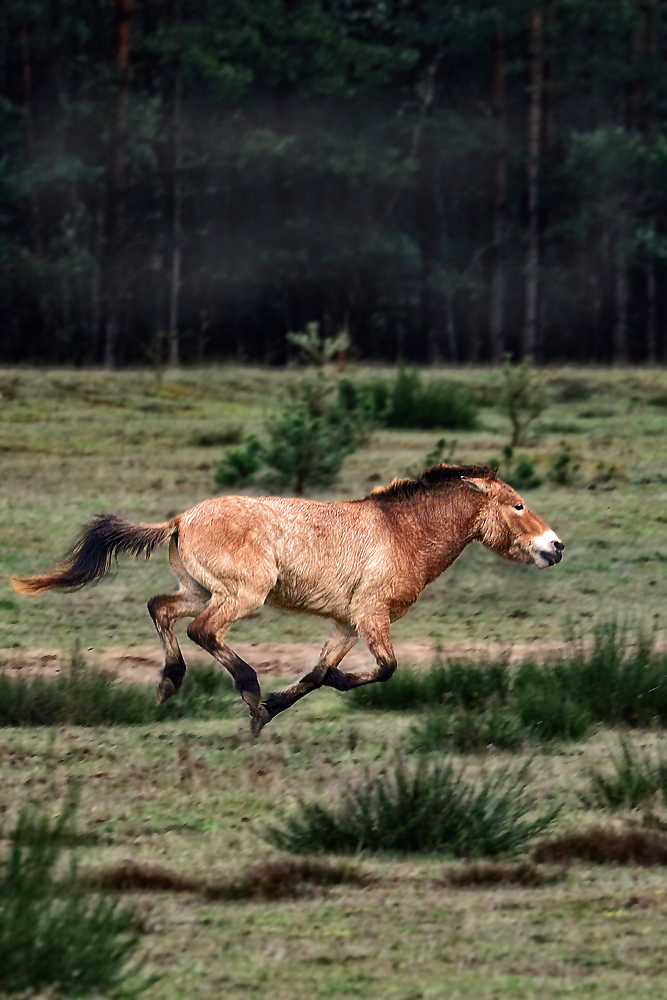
top-left (0, 638), bottom-right (579, 685)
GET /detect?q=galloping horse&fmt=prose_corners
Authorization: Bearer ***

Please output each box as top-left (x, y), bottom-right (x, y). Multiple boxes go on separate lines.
top-left (11, 464), bottom-right (563, 733)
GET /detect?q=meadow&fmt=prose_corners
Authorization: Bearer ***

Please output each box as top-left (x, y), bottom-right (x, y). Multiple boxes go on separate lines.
top-left (2, 364), bottom-right (667, 999)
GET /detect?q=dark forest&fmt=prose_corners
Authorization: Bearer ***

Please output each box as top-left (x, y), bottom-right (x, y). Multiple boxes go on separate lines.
top-left (2, 0), bottom-right (666, 366)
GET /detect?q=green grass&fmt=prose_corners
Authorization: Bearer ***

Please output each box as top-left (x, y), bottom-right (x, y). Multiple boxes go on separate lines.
top-left (1, 364), bottom-right (667, 650)
top-left (0, 653), bottom-right (235, 727)
top-left (3, 365), bottom-right (667, 998)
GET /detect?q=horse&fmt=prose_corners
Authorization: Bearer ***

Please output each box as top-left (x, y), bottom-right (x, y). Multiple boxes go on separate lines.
top-left (11, 464), bottom-right (563, 733)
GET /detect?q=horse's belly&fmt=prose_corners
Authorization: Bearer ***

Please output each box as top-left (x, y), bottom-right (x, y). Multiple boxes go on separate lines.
top-left (266, 575), bottom-right (352, 621)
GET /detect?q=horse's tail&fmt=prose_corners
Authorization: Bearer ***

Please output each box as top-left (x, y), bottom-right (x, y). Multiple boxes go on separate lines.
top-left (10, 514), bottom-right (178, 594)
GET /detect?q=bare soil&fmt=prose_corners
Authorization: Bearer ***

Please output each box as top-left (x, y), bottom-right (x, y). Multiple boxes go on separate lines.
top-left (0, 637), bottom-right (574, 685)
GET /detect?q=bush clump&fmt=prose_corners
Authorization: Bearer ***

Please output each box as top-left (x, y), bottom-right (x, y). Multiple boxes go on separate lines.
top-left (0, 796), bottom-right (152, 998)
top-left (215, 374), bottom-right (370, 495)
top-left (264, 757), bottom-right (559, 858)
top-left (384, 368), bottom-right (479, 430)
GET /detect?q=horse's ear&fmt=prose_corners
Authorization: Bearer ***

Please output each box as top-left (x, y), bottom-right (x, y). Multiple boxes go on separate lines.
top-left (461, 477), bottom-right (491, 495)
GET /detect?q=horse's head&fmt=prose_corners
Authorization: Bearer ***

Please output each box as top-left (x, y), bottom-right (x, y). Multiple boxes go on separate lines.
top-left (463, 474), bottom-right (564, 568)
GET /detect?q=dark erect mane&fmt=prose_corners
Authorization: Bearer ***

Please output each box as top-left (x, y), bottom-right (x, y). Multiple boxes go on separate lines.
top-left (366, 464), bottom-right (497, 502)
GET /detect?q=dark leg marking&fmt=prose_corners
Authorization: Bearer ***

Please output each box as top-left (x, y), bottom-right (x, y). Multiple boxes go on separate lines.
top-left (255, 624), bottom-right (359, 732)
top-left (322, 657), bottom-right (397, 690)
top-left (186, 613), bottom-right (267, 732)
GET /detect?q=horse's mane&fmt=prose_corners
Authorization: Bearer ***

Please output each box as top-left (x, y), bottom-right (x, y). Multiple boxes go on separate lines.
top-left (366, 464), bottom-right (497, 502)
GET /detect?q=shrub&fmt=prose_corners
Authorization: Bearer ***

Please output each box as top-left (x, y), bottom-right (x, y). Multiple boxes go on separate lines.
top-left (498, 357), bottom-right (546, 446)
top-left (547, 441), bottom-right (580, 485)
top-left (261, 402), bottom-right (359, 495)
top-left (491, 445), bottom-right (543, 491)
top-left (264, 757), bottom-right (560, 858)
top-left (0, 796), bottom-right (152, 998)
top-left (286, 321), bottom-right (350, 366)
top-left (384, 368), bottom-right (478, 430)
top-left (215, 374), bottom-right (370, 495)
top-left (214, 435), bottom-right (264, 488)
top-left (585, 741), bottom-right (667, 810)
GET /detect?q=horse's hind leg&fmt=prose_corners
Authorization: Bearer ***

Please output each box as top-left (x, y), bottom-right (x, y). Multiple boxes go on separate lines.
top-left (186, 588), bottom-right (269, 731)
top-left (257, 622), bottom-right (358, 730)
top-left (148, 538), bottom-right (211, 704)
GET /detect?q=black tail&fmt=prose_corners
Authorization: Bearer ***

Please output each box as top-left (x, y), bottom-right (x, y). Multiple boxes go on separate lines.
top-left (11, 514), bottom-right (177, 594)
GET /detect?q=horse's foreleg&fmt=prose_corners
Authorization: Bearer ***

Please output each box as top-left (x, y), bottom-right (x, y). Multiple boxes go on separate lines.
top-left (257, 623), bottom-right (358, 730)
top-left (186, 593), bottom-right (267, 731)
top-left (322, 613), bottom-right (397, 691)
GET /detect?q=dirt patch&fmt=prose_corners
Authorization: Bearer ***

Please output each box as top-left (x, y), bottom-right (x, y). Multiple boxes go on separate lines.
top-left (0, 638), bottom-right (574, 685)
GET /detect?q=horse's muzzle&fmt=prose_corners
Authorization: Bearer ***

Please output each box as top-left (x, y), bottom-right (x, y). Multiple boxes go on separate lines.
top-left (531, 533), bottom-right (564, 568)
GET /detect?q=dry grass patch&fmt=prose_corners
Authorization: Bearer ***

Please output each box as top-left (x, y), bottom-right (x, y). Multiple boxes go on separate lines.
top-left (440, 859), bottom-right (566, 888)
top-left (534, 824), bottom-right (667, 866)
top-left (83, 857), bottom-right (372, 902)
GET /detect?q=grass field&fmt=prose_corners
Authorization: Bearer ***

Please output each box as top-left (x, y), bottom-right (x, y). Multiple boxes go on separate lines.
top-left (2, 364), bottom-right (667, 999)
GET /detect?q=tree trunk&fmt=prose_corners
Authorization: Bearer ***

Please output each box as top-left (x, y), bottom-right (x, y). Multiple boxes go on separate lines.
top-left (522, 8), bottom-right (543, 359)
top-left (646, 258), bottom-right (657, 364)
top-left (613, 230), bottom-right (629, 364)
top-left (489, 23), bottom-right (507, 363)
top-left (167, 0), bottom-right (182, 367)
top-left (102, 0), bottom-right (133, 368)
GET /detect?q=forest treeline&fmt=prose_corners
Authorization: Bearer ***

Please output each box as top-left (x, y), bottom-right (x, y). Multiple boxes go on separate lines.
top-left (1, 0), bottom-right (667, 367)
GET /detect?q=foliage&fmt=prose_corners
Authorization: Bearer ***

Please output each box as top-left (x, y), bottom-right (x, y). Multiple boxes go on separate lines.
top-left (261, 389), bottom-right (363, 495)
top-left (0, 652), bottom-right (234, 727)
top-left (585, 741), bottom-right (667, 810)
top-left (383, 369), bottom-right (479, 431)
top-left (404, 437), bottom-right (458, 478)
top-left (491, 444), bottom-right (543, 491)
top-left (264, 757), bottom-right (560, 858)
top-left (214, 435), bottom-right (264, 488)
top-left (498, 358), bottom-right (547, 447)
top-left (287, 322), bottom-right (351, 366)
top-left (215, 373), bottom-right (371, 494)
top-left (3, 4), bottom-right (667, 366)
top-left (547, 442), bottom-right (580, 486)
top-left (0, 795), bottom-right (152, 998)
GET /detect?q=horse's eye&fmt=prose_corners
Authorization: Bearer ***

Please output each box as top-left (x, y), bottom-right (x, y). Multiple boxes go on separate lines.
top-left (513, 503), bottom-right (524, 511)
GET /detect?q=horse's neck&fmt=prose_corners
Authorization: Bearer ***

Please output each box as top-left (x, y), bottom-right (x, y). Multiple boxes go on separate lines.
top-left (390, 490), bottom-right (479, 581)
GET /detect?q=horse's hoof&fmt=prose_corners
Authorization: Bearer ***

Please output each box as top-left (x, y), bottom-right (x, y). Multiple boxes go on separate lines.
top-left (156, 676), bottom-right (178, 705)
top-left (250, 705), bottom-right (271, 736)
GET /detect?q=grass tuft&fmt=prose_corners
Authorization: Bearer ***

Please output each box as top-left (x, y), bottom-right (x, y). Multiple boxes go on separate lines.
top-left (264, 757), bottom-right (559, 858)
top-left (584, 740), bottom-right (667, 810)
